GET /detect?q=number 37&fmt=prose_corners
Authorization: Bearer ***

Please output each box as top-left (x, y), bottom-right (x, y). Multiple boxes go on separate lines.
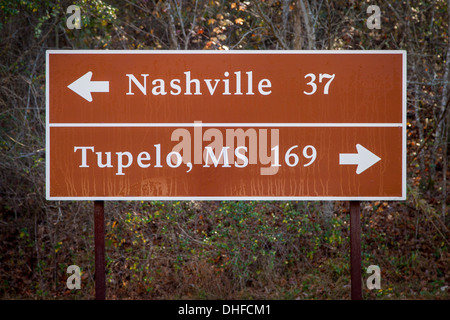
top-left (303, 73), bottom-right (335, 95)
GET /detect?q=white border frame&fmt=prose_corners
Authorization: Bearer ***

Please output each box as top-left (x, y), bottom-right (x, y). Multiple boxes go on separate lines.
top-left (46, 50), bottom-right (407, 201)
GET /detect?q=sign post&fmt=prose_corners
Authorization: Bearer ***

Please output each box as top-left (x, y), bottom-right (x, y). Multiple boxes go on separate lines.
top-left (46, 50), bottom-right (406, 299)
top-left (350, 201), bottom-right (362, 300)
top-left (94, 200), bottom-right (106, 300)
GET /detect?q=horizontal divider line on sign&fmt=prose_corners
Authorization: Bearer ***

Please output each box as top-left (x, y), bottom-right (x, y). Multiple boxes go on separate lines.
top-left (48, 123), bottom-right (404, 128)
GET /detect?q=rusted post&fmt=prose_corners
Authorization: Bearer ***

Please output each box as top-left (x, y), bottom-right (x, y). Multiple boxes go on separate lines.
top-left (94, 200), bottom-right (106, 300)
top-left (350, 201), bottom-right (362, 300)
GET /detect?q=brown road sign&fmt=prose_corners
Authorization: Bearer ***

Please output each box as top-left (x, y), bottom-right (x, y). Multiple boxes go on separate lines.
top-left (46, 50), bottom-right (406, 200)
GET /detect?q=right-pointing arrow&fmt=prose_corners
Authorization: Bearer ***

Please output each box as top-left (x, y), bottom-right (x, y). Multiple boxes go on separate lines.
top-left (339, 144), bottom-right (381, 174)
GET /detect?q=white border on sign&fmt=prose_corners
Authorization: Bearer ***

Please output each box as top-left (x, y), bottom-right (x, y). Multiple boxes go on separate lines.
top-left (46, 49), bottom-right (405, 55)
top-left (49, 123), bottom-right (403, 128)
top-left (46, 51), bottom-right (50, 201)
top-left (402, 52), bottom-right (407, 200)
top-left (45, 50), bottom-right (407, 201)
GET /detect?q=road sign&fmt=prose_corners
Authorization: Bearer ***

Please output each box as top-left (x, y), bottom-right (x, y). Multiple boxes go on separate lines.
top-left (46, 50), bottom-right (406, 200)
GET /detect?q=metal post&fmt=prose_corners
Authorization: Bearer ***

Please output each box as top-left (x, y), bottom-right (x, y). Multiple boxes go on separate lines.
top-left (94, 200), bottom-right (106, 300)
top-left (350, 201), bottom-right (362, 300)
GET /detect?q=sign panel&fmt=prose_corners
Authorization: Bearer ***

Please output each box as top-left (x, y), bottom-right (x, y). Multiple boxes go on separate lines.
top-left (46, 50), bottom-right (406, 200)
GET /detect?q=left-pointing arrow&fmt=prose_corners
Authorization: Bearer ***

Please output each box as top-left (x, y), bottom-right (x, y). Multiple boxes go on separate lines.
top-left (67, 71), bottom-right (109, 102)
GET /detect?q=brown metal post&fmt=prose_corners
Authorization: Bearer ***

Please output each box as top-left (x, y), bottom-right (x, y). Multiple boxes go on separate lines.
top-left (350, 201), bottom-right (362, 300)
top-left (94, 200), bottom-right (106, 300)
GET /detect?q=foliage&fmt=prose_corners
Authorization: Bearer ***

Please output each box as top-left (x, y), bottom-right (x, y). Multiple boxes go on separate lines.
top-left (0, 0), bottom-right (449, 299)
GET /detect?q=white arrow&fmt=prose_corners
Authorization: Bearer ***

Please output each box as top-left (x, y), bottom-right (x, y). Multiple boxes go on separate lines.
top-left (339, 144), bottom-right (381, 174)
top-left (67, 71), bottom-right (109, 102)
